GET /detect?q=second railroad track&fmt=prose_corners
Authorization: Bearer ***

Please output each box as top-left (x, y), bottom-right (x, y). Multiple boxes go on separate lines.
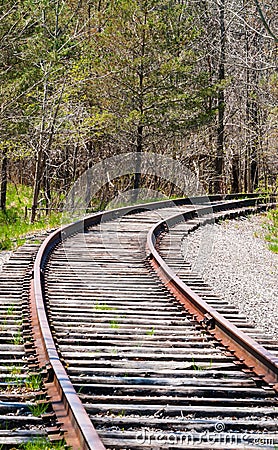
top-left (27, 195), bottom-right (278, 449)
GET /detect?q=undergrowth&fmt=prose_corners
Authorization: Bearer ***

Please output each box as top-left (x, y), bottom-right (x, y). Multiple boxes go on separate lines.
top-left (0, 184), bottom-right (179, 250)
top-left (0, 184), bottom-right (63, 250)
top-left (264, 208), bottom-right (278, 253)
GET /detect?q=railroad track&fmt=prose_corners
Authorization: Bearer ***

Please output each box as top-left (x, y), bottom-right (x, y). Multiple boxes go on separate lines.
top-left (8, 194), bottom-right (276, 449)
top-left (0, 236), bottom-right (62, 448)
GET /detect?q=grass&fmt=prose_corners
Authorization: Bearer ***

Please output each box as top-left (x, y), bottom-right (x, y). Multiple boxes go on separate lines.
top-left (6, 304), bottom-right (15, 315)
top-left (5, 373), bottom-right (22, 389)
top-left (94, 301), bottom-right (115, 311)
top-left (146, 327), bottom-right (155, 336)
top-left (28, 402), bottom-right (49, 417)
top-left (9, 365), bottom-right (22, 375)
top-left (0, 184), bottom-right (64, 250)
top-left (5, 365), bottom-right (23, 388)
top-left (264, 208), bottom-right (278, 253)
top-left (111, 348), bottom-right (118, 355)
top-left (19, 437), bottom-right (66, 449)
top-left (25, 373), bottom-right (43, 391)
top-left (12, 329), bottom-right (23, 345)
top-left (6, 369), bottom-right (43, 391)
top-left (192, 357), bottom-right (213, 371)
top-left (0, 183), bottom-right (187, 251)
top-left (110, 319), bottom-right (119, 329)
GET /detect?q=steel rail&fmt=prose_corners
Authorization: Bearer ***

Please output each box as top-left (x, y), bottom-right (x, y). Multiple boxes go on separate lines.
top-left (30, 195), bottom-right (215, 449)
top-left (146, 198), bottom-right (278, 391)
top-left (30, 193), bottom-right (275, 449)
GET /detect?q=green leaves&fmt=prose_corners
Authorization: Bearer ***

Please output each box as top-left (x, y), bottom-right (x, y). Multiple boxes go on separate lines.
top-left (78, 0), bottom-right (216, 146)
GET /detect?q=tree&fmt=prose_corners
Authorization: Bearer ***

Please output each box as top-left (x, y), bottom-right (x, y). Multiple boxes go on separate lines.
top-left (5, 0), bottom-right (85, 221)
top-left (215, 0), bottom-right (226, 193)
top-left (76, 0), bottom-right (217, 196)
top-left (0, 1), bottom-right (28, 210)
top-left (190, 0), bottom-right (277, 193)
top-left (253, 0), bottom-right (278, 42)
top-left (1, 0), bottom-right (277, 212)
top-left (0, 148), bottom-right (7, 210)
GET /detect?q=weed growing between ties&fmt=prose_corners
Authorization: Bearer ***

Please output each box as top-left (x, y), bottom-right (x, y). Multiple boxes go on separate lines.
top-left (191, 357), bottom-right (213, 371)
top-left (6, 304), bottom-right (15, 315)
top-left (19, 437), bottom-right (67, 449)
top-left (12, 329), bottom-right (23, 345)
top-left (94, 301), bottom-right (115, 311)
top-left (5, 365), bottom-right (23, 389)
top-left (28, 401), bottom-right (49, 417)
top-left (110, 319), bottom-right (119, 329)
top-left (5, 369), bottom-right (23, 390)
top-left (25, 374), bottom-right (43, 391)
top-left (146, 327), bottom-right (155, 336)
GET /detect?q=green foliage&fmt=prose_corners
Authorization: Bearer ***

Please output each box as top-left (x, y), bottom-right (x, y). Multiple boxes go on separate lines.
top-left (6, 305), bottom-right (15, 316)
top-left (25, 374), bottom-right (43, 391)
top-left (117, 409), bottom-right (126, 417)
top-left (110, 319), bottom-right (119, 329)
top-left (110, 348), bottom-right (118, 356)
top-left (94, 301), bottom-right (115, 311)
top-left (146, 327), bottom-right (155, 336)
top-left (0, 0), bottom-right (275, 210)
top-left (192, 357), bottom-right (213, 371)
top-left (20, 437), bottom-right (66, 450)
top-left (268, 242), bottom-right (278, 253)
top-left (0, 0), bottom-right (86, 201)
top-left (0, 184), bottom-right (63, 250)
top-left (9, 365), bottom-right (22, 375)
top-left (12, 329), bottom-right (23, 345)
top-left (265, 208), bottom-right (278, 253)
top-left (71, 0), bottom-right (217, 147)
top-left (28, 402), bottom-right (49, 417)
top-left (5, 371), bottom-right (23, 390)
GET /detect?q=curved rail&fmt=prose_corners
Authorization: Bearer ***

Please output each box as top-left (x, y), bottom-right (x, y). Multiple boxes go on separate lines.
top-left (146, 198), bottom-right (278, 391)
top-left (30, 195), bottom-right (214, 449)
top-left (30, 193), bottom-right (276, 449)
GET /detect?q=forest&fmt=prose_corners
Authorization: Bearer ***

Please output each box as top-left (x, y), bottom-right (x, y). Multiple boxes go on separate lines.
top-left (0, 0), bottom-right (277, 223)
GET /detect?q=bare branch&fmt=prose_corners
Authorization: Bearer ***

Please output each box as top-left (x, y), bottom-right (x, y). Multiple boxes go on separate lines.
top-left (253, 0), bottom-right (278, 42)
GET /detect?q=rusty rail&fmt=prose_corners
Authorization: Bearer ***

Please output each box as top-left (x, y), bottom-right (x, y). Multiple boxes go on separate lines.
top-left (30, 195), bottom-right (207, 449)
top-left (30, 193), bottom-right (276, 449)
top-left (31, 238), bottom-right (106, 450)
top-left (146, 199), bottom-right (278, 391)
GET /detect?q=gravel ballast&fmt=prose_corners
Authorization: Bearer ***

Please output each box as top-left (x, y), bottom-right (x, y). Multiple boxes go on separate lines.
top-left (183, 213), bottom-right (278, 340)
top-left (0, 251), bottom-right (12, 271)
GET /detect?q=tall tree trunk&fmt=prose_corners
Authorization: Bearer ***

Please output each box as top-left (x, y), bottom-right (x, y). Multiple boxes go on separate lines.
top-left (134, 124), bottom-right (143, 194)
top-left (245, 31), bottom-right (259, 192)
top-left (214, 0), bottom-right (226, 194)
top-left (231, 156), bottom-right (240, 193)
top-left (31, 77), bottom-right (48, 223)
top-left (31, 148), bottom-right (44, 223)
top-left (248, 77), bottom-right (259, 192)
top-left (44, 157), bottom-right (51, 216)
top-left (0, 148), bottom-right (8, 211)
top-left (132, 9), bottom-right (147, 201)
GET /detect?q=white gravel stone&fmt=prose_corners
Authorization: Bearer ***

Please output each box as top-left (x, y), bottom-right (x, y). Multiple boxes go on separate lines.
top-left (183, 213), bottom-right (278, 339)
top-left (0, 251), bottom-right (12, 271)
